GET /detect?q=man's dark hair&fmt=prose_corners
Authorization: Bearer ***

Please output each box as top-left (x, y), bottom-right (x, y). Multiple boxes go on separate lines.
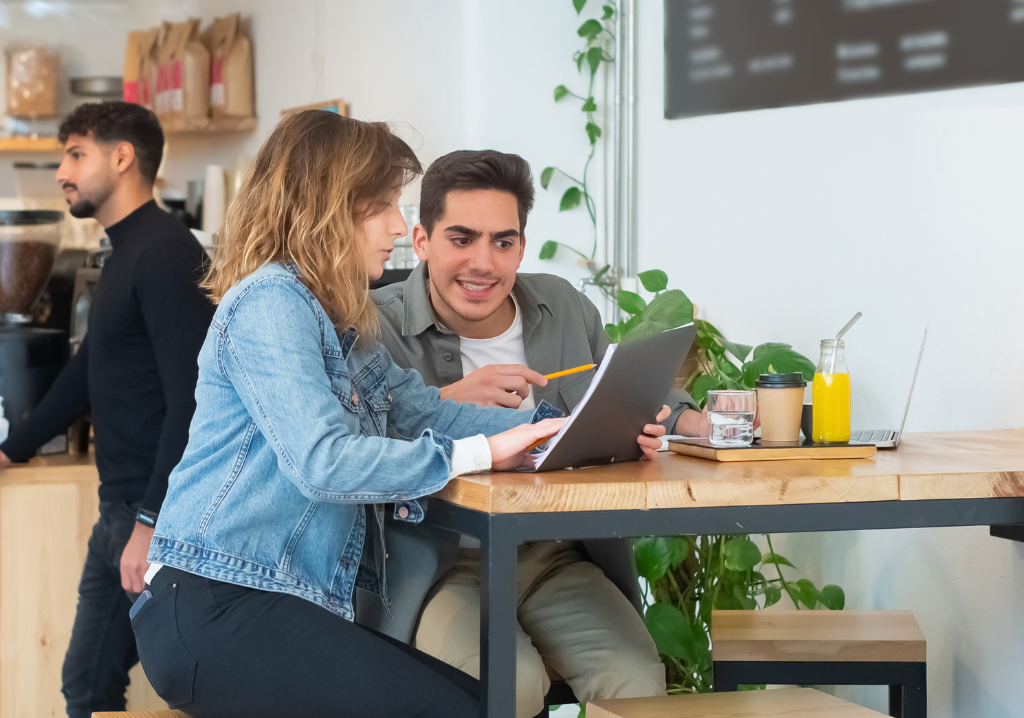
top-left (58, 101), bottom-right (164, 184)
top-left (420, 150), bottom-right (535, 236)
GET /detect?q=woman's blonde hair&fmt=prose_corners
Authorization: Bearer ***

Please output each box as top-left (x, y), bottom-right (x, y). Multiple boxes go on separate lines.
top-left (203, 111), bottom-right (422, 339)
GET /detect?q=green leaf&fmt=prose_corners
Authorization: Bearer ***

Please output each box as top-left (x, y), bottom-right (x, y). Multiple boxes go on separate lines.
top-left (690, 373), bottom-right (723, 407)
top-left (593, 264), bottom-right (610, 283)
top-left (578, 18), bottom-right (603, 41)
top-left (644, 289), bottom-right (693, 328)
top-left (576, 51), bottom-right (586, 73)
top-left (553, 85), bottom-right (569, 102)
top-left (785, 582), bottom-right (802, 607)
top-left (634, 537), bottom-right (672, 582)
top-left (741, 343), bottom-right (816, 387)
top-left (540, 167), bottom-right (555, 190)
top-left (617, 290), bottom-right (647, 316)
top-left (721, 339), bottom-right (754, 363)
top-left (559, 186), bottom-right (582, 211)
top-left (644, 602), bottom-right (696, 662)
top-left (667, 537), bottom-right (690, 568)
top-left (638, 269), bottom-right (669, 292)
top-left (724, 537), bottom-right (762, 572)
top-left (602, 4), bottom-right (614, 19)
top-left (796, 578), bottom-right (819, 609)
top-left (585, 121), bottom-right (602, 144)
top-left (605, 322), bottom-right (622, 343)
top-left (763, 586), bottom-right (782, 608)
top-left (818, 584), bottom-right (846, 610)
top-left (582, 95), bottom-right (597, 112)
top-left (587, 46), bottom-right (604, 76)
top-left (573, 0), bottom-right (587, 13)
top-left (762, 552), bottom-right (797, 569)
top-left (539, 240), bottom-right (558, 260)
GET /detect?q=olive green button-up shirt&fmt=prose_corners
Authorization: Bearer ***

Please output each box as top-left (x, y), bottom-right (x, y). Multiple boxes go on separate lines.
top-left (371, 262), bottom-right (697, 428)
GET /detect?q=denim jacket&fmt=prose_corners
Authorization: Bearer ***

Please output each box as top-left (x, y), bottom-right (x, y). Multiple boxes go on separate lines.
top-left (148, 262), bottom-right (545, 621)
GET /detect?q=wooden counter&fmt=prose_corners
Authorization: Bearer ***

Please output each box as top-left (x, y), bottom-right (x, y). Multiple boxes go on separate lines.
top-left (0, 455), bottom-right (166, 717)
top-left (434, 430), bottom-right (1024, 513)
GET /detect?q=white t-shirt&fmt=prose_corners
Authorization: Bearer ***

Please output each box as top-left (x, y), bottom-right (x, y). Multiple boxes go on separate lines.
top-left (457, 296), bottom-right (534, 550)
top-left (458, 296), bottom-right (535, 411)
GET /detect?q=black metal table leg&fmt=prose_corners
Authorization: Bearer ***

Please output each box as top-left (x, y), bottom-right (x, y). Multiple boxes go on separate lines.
top-left (480, 513), bottom-right (519, 718)
top-left (900, 662), bottom-right (927, 718)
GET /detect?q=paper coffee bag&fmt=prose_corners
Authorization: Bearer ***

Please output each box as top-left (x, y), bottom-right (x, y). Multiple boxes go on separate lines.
top-left (204, 14), bottom-right (253, 119)
top-left (140, 24), bottom-right (169, 111)
top-left (157, 19), bottom-right (209, 125)
top-left (124, 28), bottom-right (157, 105)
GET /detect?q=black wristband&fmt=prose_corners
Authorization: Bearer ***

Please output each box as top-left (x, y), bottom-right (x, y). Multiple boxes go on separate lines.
top-left (135, 508), bottom-right (158, 528)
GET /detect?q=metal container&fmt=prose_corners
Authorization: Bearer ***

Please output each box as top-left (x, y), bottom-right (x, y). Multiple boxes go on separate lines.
top-left (70, 76), bottom-right (123, 99)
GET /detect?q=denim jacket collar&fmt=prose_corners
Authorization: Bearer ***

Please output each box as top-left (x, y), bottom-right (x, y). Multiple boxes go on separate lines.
top-left (280, 260), bottom-right (358, 359)
top-left (401, 262), bottom-right (554, 341)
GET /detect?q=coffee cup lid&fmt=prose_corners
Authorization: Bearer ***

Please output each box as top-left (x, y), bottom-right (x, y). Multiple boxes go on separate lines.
top-left (755, 372), bottom-right (806, 388)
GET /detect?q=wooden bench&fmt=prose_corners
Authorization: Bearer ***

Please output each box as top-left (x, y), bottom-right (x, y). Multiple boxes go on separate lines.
top-left (588, 686), bottom-right (887, 717)
top-left (711, 610), bottom-right (926, 718)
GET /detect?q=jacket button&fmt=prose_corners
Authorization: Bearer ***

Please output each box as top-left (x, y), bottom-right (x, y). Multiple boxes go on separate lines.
top-left (398, 506), bottom-right (410, 519)
top-left (443, 352), bottom-right (453, 362)
top-left (352, 393), bottom-right (359, 405)
top-left (387, 393), bottom-right (392, 403)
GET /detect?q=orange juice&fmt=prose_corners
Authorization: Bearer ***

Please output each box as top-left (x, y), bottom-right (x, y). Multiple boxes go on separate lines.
top-left (812, 372), bottom-right (851, 443)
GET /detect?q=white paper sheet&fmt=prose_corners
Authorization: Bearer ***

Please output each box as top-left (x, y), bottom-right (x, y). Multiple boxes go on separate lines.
top-left (520, 345), bottom-right (618, 471)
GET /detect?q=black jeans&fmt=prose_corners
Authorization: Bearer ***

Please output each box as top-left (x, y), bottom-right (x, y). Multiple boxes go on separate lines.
top-left (62, 500), bottom-right (141, 718)
top-left (132, 566), bottom-right (481, 718)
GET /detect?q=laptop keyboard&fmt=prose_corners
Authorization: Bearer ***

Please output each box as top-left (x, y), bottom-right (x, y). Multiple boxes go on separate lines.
top-left (849, 429), bottom-right (894, 443)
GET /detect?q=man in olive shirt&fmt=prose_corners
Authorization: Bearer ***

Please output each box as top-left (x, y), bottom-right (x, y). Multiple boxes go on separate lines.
top-left (367, 150), bottom-right (708, 717)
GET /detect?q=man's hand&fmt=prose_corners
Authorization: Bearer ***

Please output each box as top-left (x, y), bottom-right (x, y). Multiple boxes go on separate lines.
top-left (0, 451), bottom-right (10, 472)
top-left (487, 418), bottom-right (566, 471)
top-left (439, 364), bottom-right (548, 409)
top-left (120, 522), bottom-right (154, 594)
top-left (638, 405), bottom-right (672, 460)
top-left (675, 407), bottom-right (711, 438)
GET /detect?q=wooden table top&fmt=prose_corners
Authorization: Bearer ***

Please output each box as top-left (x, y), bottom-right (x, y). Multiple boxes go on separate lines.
top-left (0, 452), bottom-right (97, 487)
top-left (434, 430), bottom-right (1024, 513)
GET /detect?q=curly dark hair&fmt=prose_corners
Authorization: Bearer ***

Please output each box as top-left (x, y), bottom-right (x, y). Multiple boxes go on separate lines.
top-left (58, 101), bottom-right (164, 184)
top-left (419, 150), bottom-right (535, 236)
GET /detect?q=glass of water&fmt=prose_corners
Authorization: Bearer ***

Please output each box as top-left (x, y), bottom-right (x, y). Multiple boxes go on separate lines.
top-left (707, 390), bottom-right (757, 447)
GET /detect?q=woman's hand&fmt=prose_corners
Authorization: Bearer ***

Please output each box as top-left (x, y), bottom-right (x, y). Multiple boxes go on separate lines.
top-left (638, 405), bottom-right (672, 460)
top-left (487, 418), bottom-right (566, 471)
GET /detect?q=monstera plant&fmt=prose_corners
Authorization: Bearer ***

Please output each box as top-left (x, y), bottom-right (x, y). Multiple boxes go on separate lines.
top-left (607, 270), bottom-right (845, 697)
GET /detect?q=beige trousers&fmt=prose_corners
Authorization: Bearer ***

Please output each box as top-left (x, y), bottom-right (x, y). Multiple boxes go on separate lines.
top-left (413, 541), bottom-right (666, 718)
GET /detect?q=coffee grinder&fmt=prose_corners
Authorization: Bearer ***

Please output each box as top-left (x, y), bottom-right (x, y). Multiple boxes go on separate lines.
top-left (0, 210), bottom-right (70, 441)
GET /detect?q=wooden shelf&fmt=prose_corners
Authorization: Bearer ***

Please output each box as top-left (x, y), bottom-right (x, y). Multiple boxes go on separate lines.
top-left (162, 116), bottom-right (258, 135)
top-left (0, 136), bottom-right (62, 152)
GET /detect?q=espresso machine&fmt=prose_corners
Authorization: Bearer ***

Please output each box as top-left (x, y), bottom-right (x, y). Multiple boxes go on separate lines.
top-left (0, 210), bottom-right (70, 440)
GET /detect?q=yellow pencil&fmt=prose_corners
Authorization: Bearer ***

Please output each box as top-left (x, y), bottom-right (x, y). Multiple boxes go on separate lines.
top-left (543, 363), bottom-right (596, 380)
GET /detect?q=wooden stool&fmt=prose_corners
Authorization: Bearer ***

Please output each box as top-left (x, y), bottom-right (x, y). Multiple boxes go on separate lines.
top-left (588, 686), bottom-right (887, 717)
top-left (92, 712), bottom-right (188, 718)
top-left (711, 610), bottom-right (926, 718)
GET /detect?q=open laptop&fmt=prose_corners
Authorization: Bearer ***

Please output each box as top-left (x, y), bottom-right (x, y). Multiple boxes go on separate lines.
top-left (848, 328), bottom-right (926, 449)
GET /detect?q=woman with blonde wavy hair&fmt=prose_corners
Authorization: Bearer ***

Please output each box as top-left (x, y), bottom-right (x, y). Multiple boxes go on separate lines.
top-left (130, 110), bottom-right (564, 718)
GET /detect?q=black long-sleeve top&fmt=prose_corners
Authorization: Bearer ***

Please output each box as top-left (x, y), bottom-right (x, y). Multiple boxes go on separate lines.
top-left (1, 200), bottom-right (214, 513)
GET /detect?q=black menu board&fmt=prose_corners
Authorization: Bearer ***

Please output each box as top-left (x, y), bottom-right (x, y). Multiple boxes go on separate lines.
top-left (665, 0), bottom-right (1024, 119)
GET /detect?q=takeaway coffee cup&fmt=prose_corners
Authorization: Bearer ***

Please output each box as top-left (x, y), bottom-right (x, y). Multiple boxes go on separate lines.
top-left (755, 373), bottom-right (807, 443)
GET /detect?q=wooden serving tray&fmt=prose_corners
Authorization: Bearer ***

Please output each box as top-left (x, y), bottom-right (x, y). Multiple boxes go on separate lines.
top-left (667, 438), bottom-right (877, 462)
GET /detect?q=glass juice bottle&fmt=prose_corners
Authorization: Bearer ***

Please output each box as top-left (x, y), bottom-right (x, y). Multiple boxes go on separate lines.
top-left (812, 339), bottom-right (851, 443)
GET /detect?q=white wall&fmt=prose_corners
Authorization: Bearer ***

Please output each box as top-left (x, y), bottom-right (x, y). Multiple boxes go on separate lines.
top-left (635, 6), bottom-right (1024, 717)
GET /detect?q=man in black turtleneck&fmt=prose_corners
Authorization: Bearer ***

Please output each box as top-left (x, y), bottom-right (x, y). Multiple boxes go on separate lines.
top-left (0, 102), bottom-right (214, 718)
